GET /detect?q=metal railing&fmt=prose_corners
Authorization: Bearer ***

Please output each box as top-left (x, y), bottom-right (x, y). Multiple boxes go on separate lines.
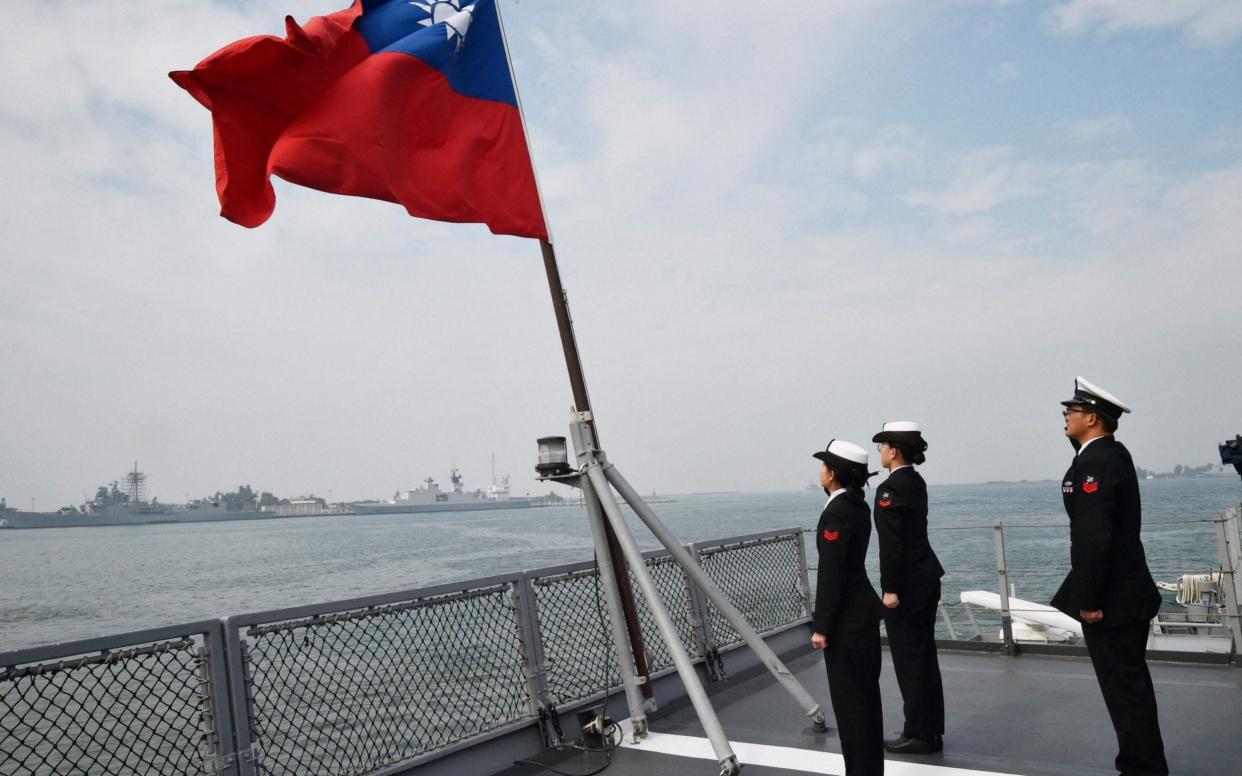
top-left (802, 507), bottom-right (1242, 656)
top-left (0, 527), bottom-right (810, 776)
top-left (6, 509), bottom-right (1237, 776)
top-left (0, 621), bottom-right (233, 776)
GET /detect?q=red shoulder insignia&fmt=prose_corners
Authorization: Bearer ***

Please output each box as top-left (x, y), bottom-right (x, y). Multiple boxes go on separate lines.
top-left (1082, 475), bottom-right (1099, 494)
top-left (878, 500), bottom-right (892, 508)
top-left (823, 529), bottom-right (840, 542)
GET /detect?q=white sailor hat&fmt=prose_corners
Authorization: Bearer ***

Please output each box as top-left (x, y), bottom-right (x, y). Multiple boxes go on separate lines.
top-left (812, 439), bottom-right (870, 473)
top-left (1061, 376), bottom-right (1131, 420)
top-left (871, 421), bottom-right (928, 450)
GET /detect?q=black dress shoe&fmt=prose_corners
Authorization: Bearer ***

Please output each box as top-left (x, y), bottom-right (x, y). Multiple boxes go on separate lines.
top-left (933, 734), bottom-right (943, 752)
top-left (883, 735), bottom-right (936, 754)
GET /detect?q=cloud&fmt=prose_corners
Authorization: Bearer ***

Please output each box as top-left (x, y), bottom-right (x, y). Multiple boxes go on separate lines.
top-left (1199, 126), bottom-right (1242, 157)
top-left (899, 143), bottom-right (1163, 246)
top-left (1, 0), bottom-right (1239, 508)
top-left (991, 61), bottom-right (1021, 83)
top-left (850, 125), bottom-right (929, 183)
top-left (902, 147), bottom-right (1047, 215)
top-left (1054, 114), bottom-right (1135, 142)
top-left (1048, 0), bottom-right (1242, 46)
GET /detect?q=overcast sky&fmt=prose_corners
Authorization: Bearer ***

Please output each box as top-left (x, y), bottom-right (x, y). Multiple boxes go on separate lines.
top-left (2, 0), bottom-right (1241, 509)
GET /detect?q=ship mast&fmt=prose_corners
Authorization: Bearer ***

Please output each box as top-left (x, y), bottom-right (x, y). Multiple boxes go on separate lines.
top-left (123, 461), bottom-right (147, 504)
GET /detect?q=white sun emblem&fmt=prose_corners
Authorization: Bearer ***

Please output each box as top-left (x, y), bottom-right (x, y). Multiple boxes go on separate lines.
top-left (411, 1), bottom-right (476, 47)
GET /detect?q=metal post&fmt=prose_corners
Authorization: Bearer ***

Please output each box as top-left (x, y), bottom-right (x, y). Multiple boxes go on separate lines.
top-left (566, 416), bottom-right (654, 699)
top-left (221, 620), bottom-right (260, 776)
top-left (994, 523), bottom-right (1016, 655)
top-left (586, 462), bottom-right (741, 776)
top-left (204, 620), bottom-right (241, 776)
top-left (605, 464), bottom-right (828, 732)
top-left (1214, 508), bottom-right (1242, 658)
top-left (793, 529), bottom-right (813, 620)
top-left (684, 542), bottom-right (724, 681)
top-left (510, 575), bottom-right (551, 723)
top-left (581, 475), bottom-right (650, 738)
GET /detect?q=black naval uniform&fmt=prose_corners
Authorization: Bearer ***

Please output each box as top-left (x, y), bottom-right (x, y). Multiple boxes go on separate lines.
top-left (873, 466), bottom-right (945, 743)
top-left (1051, 436), bottom-right (1168, 776)
top-left (814, 489), bottom-right (886, 776)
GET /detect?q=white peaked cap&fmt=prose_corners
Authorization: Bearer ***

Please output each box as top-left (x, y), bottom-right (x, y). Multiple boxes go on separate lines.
top-left (1075, 377), bottom-right (1132, 414)
top-left (826, 439), bottom-right (869, 465)
top-left (881, 421), bottom-right (921, 433)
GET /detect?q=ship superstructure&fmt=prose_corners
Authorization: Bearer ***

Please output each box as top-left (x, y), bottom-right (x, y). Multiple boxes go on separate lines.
top-left (350, 465), bottom-right (532, 515)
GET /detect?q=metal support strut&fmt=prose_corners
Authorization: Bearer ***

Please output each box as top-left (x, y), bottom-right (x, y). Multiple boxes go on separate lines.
top-left (585, 461), bottom-right (741, 776)
top-left (581, 474), bottom-right (649, 740)
top-left (604, 463), bottom-right (828, 732)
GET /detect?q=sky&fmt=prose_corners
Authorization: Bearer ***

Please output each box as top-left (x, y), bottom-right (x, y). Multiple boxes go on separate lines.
top-left (2, 0), bottom-right (1241, 509)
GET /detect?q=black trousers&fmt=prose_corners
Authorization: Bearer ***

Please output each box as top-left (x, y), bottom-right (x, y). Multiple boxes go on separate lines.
top-left (824, 625), bottom-right (884, 776)
top-left (1083, 621), bottom-right (1168, 776)
top-left (883, 581), bottom-right (944, 739)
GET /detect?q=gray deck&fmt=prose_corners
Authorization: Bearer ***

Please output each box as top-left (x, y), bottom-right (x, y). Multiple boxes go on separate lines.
top-left (496, 645), bottom-right (1242, 776)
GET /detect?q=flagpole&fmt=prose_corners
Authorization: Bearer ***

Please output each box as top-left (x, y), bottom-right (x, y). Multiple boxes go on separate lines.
top-left (538, 239), bottom-right (595, 441)
top-left (495, 0), bottom-right (654, 703)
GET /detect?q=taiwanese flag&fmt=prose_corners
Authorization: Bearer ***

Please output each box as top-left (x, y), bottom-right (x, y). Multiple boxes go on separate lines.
top-left (170, 0), bottom-right (547, 239)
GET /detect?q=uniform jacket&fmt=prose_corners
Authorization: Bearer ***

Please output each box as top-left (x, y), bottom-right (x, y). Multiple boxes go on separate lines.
top-left (813, 491), bottom-right (885, 636)
top-left (1051, 436), bottom-right (1162, 625)
top-left (873, 467), bottom-right (944, 595)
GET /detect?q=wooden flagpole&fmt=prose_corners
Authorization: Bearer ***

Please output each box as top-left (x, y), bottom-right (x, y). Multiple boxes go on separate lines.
top-left (539, 238), bottom-right (654, 699)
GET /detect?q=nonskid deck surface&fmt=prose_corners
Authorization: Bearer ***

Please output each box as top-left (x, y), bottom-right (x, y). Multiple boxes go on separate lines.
top-left (497, 647), bottom-right (1242, 776)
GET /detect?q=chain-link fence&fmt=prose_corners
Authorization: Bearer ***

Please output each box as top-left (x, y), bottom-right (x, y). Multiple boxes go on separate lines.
top-left (231, 578), bottom-right (532, 776)
top-left (0, 622), bottom-right (229, 776)
top-left (5, 512), bottom-right (1238, 776)
top-left (698, 532), bottom-right (809, 650)
top-left (0, 527), bottom-right (835, 776)
top-left (529, 530), bottom-right (808, 709)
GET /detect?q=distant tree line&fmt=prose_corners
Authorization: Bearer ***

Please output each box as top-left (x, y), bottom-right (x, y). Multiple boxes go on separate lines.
top-left (206, 485), bottom-right (326, 512)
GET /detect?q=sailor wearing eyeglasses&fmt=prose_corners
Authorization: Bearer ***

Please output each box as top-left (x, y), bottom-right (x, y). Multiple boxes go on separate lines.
top-left (1052, 377), bottom-right (1167, 776)
top-left (871, 421), bottom-right (945, 755)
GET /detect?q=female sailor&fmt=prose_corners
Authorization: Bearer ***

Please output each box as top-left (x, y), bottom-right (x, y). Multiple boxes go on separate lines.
top-left (872, 421), bottom-right (945, 754)
top-left (811, 439), bottom-right (885, 775)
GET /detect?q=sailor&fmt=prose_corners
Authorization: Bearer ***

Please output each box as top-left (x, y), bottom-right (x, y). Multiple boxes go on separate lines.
top-left (811, 439), bottom-right (885, 776)
top-left (871, 421), bottom-right (945, 755)
top-left (1051, 378), bottom-right (1168, 776)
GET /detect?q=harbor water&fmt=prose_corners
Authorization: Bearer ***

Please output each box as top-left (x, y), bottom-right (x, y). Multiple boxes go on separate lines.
top-left (2, 476), bottom-right (1238, 652)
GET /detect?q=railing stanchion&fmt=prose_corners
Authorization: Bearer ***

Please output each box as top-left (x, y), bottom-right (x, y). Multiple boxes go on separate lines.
top-left (794, 529), bottom-right (813, 621)
top-left (511, 574), bottom-right (552, 726)
top-left (994, 522), bottom-right (1016, 655)
top-left (1214, 508), bottom-right (1242, 661)
top-left (683, 542), bottom-right (722, 680)
top-left (938, 605), bottom-right (958, 641)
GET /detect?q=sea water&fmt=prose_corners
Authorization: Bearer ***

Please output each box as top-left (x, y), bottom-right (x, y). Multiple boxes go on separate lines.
top-left (1, 477), bottom-right (1238, 652)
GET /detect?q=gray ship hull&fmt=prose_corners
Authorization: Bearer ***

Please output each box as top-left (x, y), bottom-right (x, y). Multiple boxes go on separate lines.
top-left (348, 499), bottom-right (533, 515)
top-left (0, 507), bottom-right (276, 530)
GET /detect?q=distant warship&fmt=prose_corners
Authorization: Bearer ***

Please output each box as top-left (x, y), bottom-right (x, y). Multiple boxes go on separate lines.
top-left (349, 466), bottom-right (532, 514)
top-left (0, 463), bottom-right (272, 530)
